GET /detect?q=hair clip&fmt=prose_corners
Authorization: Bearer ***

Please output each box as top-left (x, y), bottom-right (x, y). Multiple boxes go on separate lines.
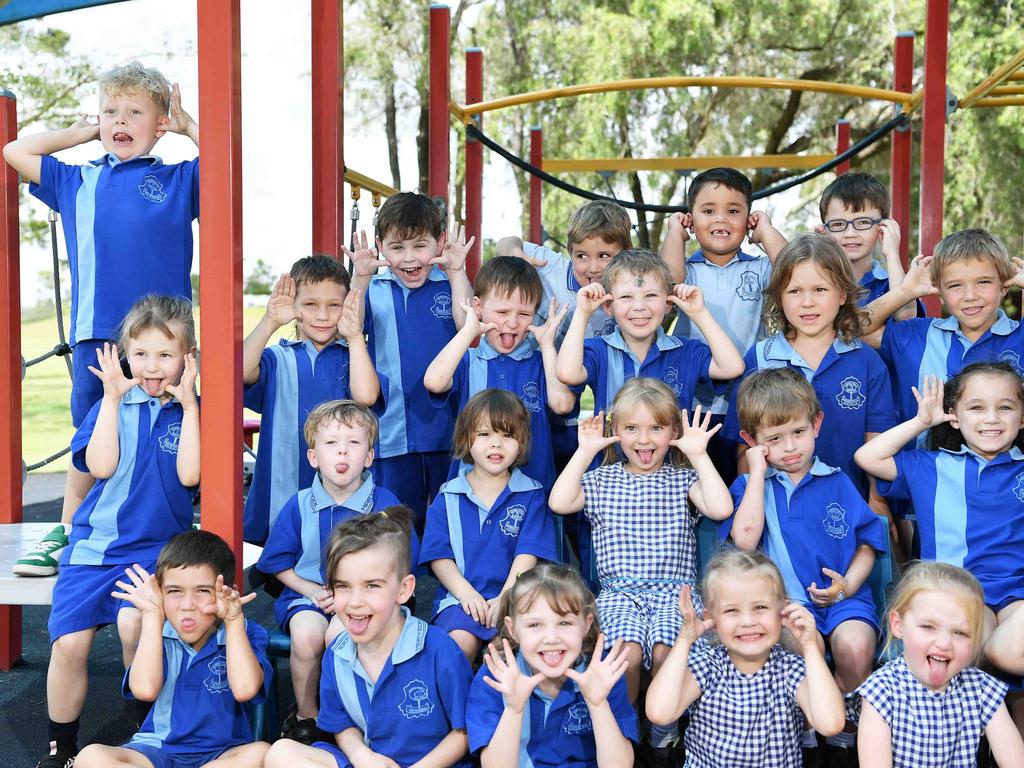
top-left (380, 510), bottom-right (389, 519)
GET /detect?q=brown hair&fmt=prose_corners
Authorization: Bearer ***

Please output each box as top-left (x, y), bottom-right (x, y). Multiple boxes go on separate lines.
top-left (99, 60), bottom-right (172, 114)
top-left (600, 248), bottom-right (674, 295)
top-left (474, 256), bottom-right (544, 311)
top-left (818, 172), bottom-right (891, 220)
top-left (930, 228), bottom-right (1014, 286)
top-left (604, 377), bottom-right (685, 466)
top-left (736, 367), bottom-right (821, 438)
top-left (375, 192), bottom-right (445, 242)
top-left (156, 529), bottom-right (235, 585)
top-left (763, 234), bottom-right (867, 342)
top-left (117, 294), bottom-right (196, 353)
top-left (566, 200), bottom-right (632, 251)
top-left (290, 254), bottom-right (351, 290)
top-left (326, 505), bottom-right (415, 581)
top-left (701, 549), bottom-right (787, 611)
top-left (304, 400), bottom-right (378, 450)
top-left (928, 361), bottom-right (1024, 453)
top-left (451, 389), bottom-right (531, 467)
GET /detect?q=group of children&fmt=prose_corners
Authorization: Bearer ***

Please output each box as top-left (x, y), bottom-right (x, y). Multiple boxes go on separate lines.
top-left (6, 59), bottom-right (1024, 768)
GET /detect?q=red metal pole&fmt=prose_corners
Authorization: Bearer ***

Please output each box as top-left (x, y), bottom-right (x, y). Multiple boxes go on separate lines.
top-left (834, 120), bottom-right (851, 175)
top-left (465, 48), bottom-right (483, 280)
top-left (197, 0), bottom-right (244, 585)
top-left (0, 90), bottom-right (23, 670)
top-left (919, 0), bottom-right (949, 316)
top-left (529, 127), bottom-right (542, 244)
top-left (428, 4), bottom-right (450, 204)
top-left (311, 0), bottom-right (343, 258)
top-left (891, 32), bottom-right (914, 272)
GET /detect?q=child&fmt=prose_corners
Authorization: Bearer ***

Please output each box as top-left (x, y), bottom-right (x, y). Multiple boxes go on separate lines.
top-left (264, 507), bottom-right (473, 768)
top-left (467, 563), bottom-right (638, 768)
top-left (723, 233), bottom-right (898, 502)
top-left (419, 389), bottom-right (559, 660)
top-left (5, 62), bottom-right (199, 577)
top-left (242, 255), bottom-right (381, 543)
top-left (548, 377), bottom-right (733, 754)
top-left (726, 367), bottom-right (888, 757)
top-left (646, 550), bottom-right (845, 767)
top-left (854, 365), bottom-right (1024, 676)
top-left (424, 255), bottom-right (574, 491)
top-left (856, 561), bottom-right (1024, 767)
top-left (256, 401), bottom-right (409, 743)
top-left (37, 295), bottom-right (199, 768)
top-left (74, 530), bottom-right (272, 768)
top-left (344, 193), bottom-right (475, 526)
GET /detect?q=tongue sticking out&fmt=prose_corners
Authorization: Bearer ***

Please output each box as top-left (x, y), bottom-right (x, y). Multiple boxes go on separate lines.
top-left (348, 615), bottom-right (370, 636)
top-left (926, 656), bottom-right (949, 688)
top-left (144, 378), bottom-right (163, 397)
top-left (335, 463), bottom-right (349, 476)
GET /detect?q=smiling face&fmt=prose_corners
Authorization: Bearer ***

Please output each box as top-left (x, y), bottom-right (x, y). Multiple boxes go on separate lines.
top-left (160, 564), bottom-right (220, 650)
top-left (467, 418), bottom-right (521, 479)
top-left (937, 257), bottom-right (1007, 342)
top-left (890, 589), bottom-right (976, 692)
top-left (378, 230), bottom-right (444, 289)
top-left (294, 279), bottom-right (346, 350)
top-left (331, 543), bottom-right (415, 647)
top-left (949, 372), bottom-right (1024, 460)
top-left (607, 271), bottom-right (670, 345)
top-left (307, 418), bottom-right (374, 499)
top-left (126, 324), bottom-right (188, 402)
top-left (613, 401), bottom-right (676, 474)
top-left (98, 88), bottom-right (167, 162)
top-left (779, 260), bottom-right (846, 341)
top-left (749, 412), bottom-right (823, 484)
top-left (708, 573), bottom-right (785, 672)
top-left (821, 199), bottom-right (883, 274)
top-left (690, 182), bottom-right (749, 265)
top-left (474, 288), bottom-right (537, 354)
top-left (570, 236), bottom-right (621, 287)
top-left (506, 594), bottom-right (593, 685)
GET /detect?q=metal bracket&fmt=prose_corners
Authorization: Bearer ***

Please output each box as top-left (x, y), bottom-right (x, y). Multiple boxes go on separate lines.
top-left (946, 85), bottom-right (959, 118)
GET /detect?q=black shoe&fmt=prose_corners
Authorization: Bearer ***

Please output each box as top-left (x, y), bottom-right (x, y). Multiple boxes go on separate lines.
top-left (286, 716), bottom-right (321, 745)
top-left (34, 748), bottom-right (77, 768)
top-left (652, 743), bottom-right (684, 768)
top-left (820, 742), bottom-right (858, 768)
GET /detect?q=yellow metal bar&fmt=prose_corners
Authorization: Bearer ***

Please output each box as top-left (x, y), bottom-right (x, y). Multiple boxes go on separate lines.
top-left (970, 96), bottom-right (1024, 108)
top-left (1012, 71), bottom-right (1024, 81)
top-left (453, 76), bottom-right (915, 120)
top-left (344, 168), bottom-right (398, 198)
top-left (991, 84), bottom-right (1024, 96)
top-left (958, 46), bottom-right (1024, 109)
top-left (542, 154), bottom-right (835, 173)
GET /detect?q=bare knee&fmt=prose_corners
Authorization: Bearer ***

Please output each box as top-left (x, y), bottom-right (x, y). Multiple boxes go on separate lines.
top-left (264, 738), bottom-right (316, 767)
top-left (831, 625), bottom-right (876, 680)
top-left (450, 630), bottom-right (481, 661)
top-left (51, 631), bottom-right (94, 666)
top-left (290, 627), bottom-right (327, 661)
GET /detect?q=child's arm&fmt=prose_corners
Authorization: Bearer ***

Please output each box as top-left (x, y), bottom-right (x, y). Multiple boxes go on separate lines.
top-left (275, 569), bottom-right (334, 614)
top-left (423, 298), bottom-right (493, 394)
top-left (479, 639), bottom-right (545, 768)
top-left (439, 225), bottom-right (476, 329)
top-left (345, 231), bottom-right (390, 293)
top-left (163, 83), bottom-right (199, 147)
top-left (337, 288), bottom-right (381, 406)
top-left (556, 284), bottom-right (611, 386)
top-left (877, 219), bottom-right (918, 321)
top-left (2, 115), bottom-right (98, 185)
top-left (408, 731), bottom-right (470, 768)
top-left (111, 564), bottom-right (166, 701)
top-left (485, 554), bottom-right (539, 628)
top-left (243, 274), bottom-right (298, 385)
top-left (166, 353), bottom-right (200, 487)
top-left (807, 544), bottom-right (875, 611)
top-left (985, 703), bottom-right (1024, 767)
top-left (646, 585), bottom-right (710, 724)
top-left (668, 285), bottom-right (744, 380)
top-left (660, 212), bottom-right (691, 284)
top-left (564, 635), bottom-right (633, 768)
top-left (856, 701), bottom-right (893, 768)
top-left (209, 575), bottom-right (264, 702)
top-left (530, 299), bottom-right (575, 414)
top-left (84, 343), bottom-right (140, 478)
top-left (785, 602), bottom-right (845, 736)
top-left (747, 211), bottom-right (787, 263)
top-left (336, 727), bottom-right (401, 768)
top-left (430, 559), bottom-right (489, 627)
top-left (672, 407), bottom-right (732, 520)
top-left (862, 255), bottom-right (937, 341)
top-left (729, 445), bottom-right (768, 550)
top-left (548, 413), bottom-right (619, 514)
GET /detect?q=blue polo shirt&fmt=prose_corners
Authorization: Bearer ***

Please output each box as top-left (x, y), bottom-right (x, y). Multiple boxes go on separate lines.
top-left (466, 651), bottom-right (638, 766)
top-left (672, 248), bottom-right (771, 414)
top-left (318, 610), bottom-right (473, 768)
top-left (419, 467), bottom-right (558, 617)
top-left (434, 337), bottom-right (559, 491)
top-left (30, 153), bottom-right (198, 344)
top-left (127, 619), bottom-right (272, 755)
top-left (724, 460), bottom-right (888, 608)
top-left (365, 267), bottom-right (459, 458)
top-left (859, 261), bottom-right (927, 318)
top-left (879, 446), bottom-right (1024, 608)
top-left (243, 338), bottom-right (374, 543)
top-left (879, 311), bottom-right (1024, 422)
top-left (723, 334), bottom-right (897, 497)
top-left (66, 386), bottom-right (196, 566)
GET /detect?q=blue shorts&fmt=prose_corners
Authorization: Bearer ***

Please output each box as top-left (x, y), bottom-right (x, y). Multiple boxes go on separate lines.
top-left (48, 561), bottom-right (154, 641)
top-left (371, 451), bottom-right (450, 530)
top-left (310, 741), bottom-right (352, 768)
top-left (274, 594), bottom-right (331, 633)
top-left (124, 742), bottom-right (231, 768)
top-left (431, 603), bottom-right (497, 642)
top-left (811, 594), bottom-right (880, 637)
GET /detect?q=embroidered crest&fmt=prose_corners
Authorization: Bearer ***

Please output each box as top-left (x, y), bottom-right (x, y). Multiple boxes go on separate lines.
top-left (563, 701), bottom-right (593, 735)
top-left (835, 376), bottom-right (866, 410)
top-left (138, 175), bottom-right (167, 203)
top-left (999, 350), bottom-right (1024, 377)
top-left (520, 382), bottom-right (542, 412)
top-left (203, 656), bottom-right (230, 693)
top-left (735, 270), bottom-right (761, 302)
top-left (499, 504), bottom-right (526, 537)
top-left (1014, 472), bottom-right (1024, 504)
top-left (430, 292), bottom-right (453, 320)
top-left (823, 502), bottom-right (850, 539)
top-left (398, 679), bottom-right (435, 719)
top-left (158, 423), bottom-right (181, 455)
top-left (663, 366), bottom-right (682, 397)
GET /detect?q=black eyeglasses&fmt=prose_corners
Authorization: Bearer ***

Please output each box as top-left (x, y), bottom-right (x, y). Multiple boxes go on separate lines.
top-left (823, 216), bottom-right (884, 233)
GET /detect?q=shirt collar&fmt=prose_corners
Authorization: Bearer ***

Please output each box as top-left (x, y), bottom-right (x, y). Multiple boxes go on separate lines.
top-left (686, 249), bottom-right (758, 265)
top-left (310, 471), bottom-right (376, 514)
top-left (92, 153), bottom-right (162, 168)
top-left (603, 326), bottom-right (680, 355)
top-left (765, 457), bottom-right (838, 481)
top-left (123, 385), bottom-right (175, 406)
top-left (475, 335), bottom-right (537, 361)
top-left (866, 260), bottom-right (889, 282)
top-left (938, 444), bottom-right (1024, 463)
top-left (763, 334), bottom-right (859, 363)
top-left (446, 464), bottom-right (539, 495)
top-left (334, 607), bottom-right (425, 664)
top-left (377, 264), bottom-right (447, 283)
top-left (279, 336), bottom-right (349, 350)
top-left (935, 309), bottom-right (1015, 336)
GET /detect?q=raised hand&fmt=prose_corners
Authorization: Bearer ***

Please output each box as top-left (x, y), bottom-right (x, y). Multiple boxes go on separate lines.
top-left (458, 297), bottom-right (497, 339)
top-left (164, 83), bottom-right (198, 137)
top-left (747, 211), bottom-right (773, 245)
top-left (482, 638), bottom-right (545, 713)
top-left (577, 412), bottom-right (620, 456)
top-left (265, 274), bottom-right (300, 327)
top-left (668, 284), bottom-right (706, 316)
top-left (437, 224), bottom-right (476, 273)
top-left (565, 634), bottom-right (629, 707)
top-left (676, 584), bottom-right (714, 644)
top-left (528, 299), bottom-right (568, 350)
top-left (745, 443), bottom-right (770, 476)
top-left (1006, 257), bottom-right (1024, 291)
top-left (203, 574), bottom-right (257, 623)
top-left (111, 563), bottom-right (164, 617)
top-left (576, 283), bottom-right (611, 317)
top-left (344, 231), bottom-right (388, 280)
top-left (165, 353), bottom-right (198, 410)
top-left (70, 113), bottom-right (101, 143)
top-left (88, 342), bottom-right (139, 400)
top-left (912, 375), bottom-right (952, 428)
top-left (670, 406), bottom-right (722, 459)
top-left (807, 567), bottom-right (848, 607)
top-left (901, 255), bottom-right (938, 299)
top-left (496, 236), bottom-right (548, 267)
top-left (781, 602), bottom-right (820, 651)
top-left (337, 288), bottom-right (365, 342)
top-left (666, 212), bottom-right (692, 242)
top-left (878, 218), bottom-right (902, 262)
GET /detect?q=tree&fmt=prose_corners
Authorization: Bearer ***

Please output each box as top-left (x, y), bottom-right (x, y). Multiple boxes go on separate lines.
top-left (244, 257), bottom-right (275, 295)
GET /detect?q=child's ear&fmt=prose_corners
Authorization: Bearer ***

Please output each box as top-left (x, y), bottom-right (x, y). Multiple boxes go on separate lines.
top-left (811, 412), bottom-right (825, 437)
top-left (436, 230), bottom-right (448, 253)
top-left (364, 447), bottom-right (375, 469)
top-left (813, 224), bottom-right (827, 235)
top-left (398, 573), bottom-right (416, 604)
top-left (471, 296), bottom-right (484, 318)
top-left (307, 447), bottom-right (319, 470)
top-left (948, 410), bottom-right (960, 430)
top-left (504, 615), bottom-right (518, 642)
top-left (154, 113), bottom-right (170, 138)
top-left (888, 610), bottom-right (904, 640)
top-left (739, 430), bottom-right (758, 449)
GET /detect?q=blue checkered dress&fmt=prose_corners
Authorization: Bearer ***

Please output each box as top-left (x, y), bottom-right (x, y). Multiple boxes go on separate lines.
top-left (856, 656), bottom-right (1008, 768)
top-left (683, 644), bottom-right (807, 768)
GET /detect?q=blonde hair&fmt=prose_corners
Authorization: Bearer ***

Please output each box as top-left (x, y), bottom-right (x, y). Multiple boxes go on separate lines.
top-left (451, 389), bottom-right (531, 468)
top-left (303, 400), bottom-right (378, 450)
top-left (326, 505), bottom-right (415, 581)
top-left (600, 249), bottom-right (674, 295)
top-left (117, 294), bottom-right (196, 352)
top-left (736, 367), bottom-right (821, 439)
top-left (884, 561), bottom-right (986, 664)
top-left (930, 229), bottom-right (1013, 286)
top-left (604, 377), bottom-right (684, 466)
top-left (763, 234), bottom-right (867, 343)
top-left (702, 549), bottom-right (787, 611)
top-left (567, 201), bottom-right (632, 251)
top-left (99, 61), bottom-right (172, 113)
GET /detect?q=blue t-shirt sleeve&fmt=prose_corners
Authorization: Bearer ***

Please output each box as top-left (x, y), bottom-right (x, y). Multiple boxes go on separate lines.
top-left (864, 349), bottom-right (898, 433)
top-left (256, 495), bottom-right (303, 574)
top-left (466, 665), bottom-right (506, 754)
top-left (606, 670), bottom-right (639, 742)
top-left (434, 632), bottom-right (473, 730)
top-left (29, 155), bottom-right (80, 211)
top-left (878, 317), bottom-right (925, 370)
top-left (582, 338), bottom-right (604, 390)
top-left (513, 489), bottom-right (559, 562)
top-left (242, 347), bottom-right (277, 413)
top-left (70, 398), bottom-right (104, 473)
top-left (428, 355), bottom-right (466, 409)
top-left (418, 494), bottom-right (456, 566)
top-left (722, 347), bottom-right (759, 443)
top-left (244, 621), bottom-right (274, 704)
top-left (875, 450), bottom-right (920, 500)
top-left (685, 338), bottom-right (713, 382)
top-left (317, 641), bottom-right (358, 734)
top-left (183, 157), bottom-right (200, 219)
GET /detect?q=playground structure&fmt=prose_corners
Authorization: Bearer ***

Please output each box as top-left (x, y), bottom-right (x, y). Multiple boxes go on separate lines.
top-left (0, 0), bottom-right (1022, 671)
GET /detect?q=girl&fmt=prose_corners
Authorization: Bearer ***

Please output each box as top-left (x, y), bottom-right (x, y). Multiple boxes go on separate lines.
top-left (466, 563), bottom-right (637, 768)
top-left (419, 389), bottom-right (559, 660)
top-left (647, 550), bottom-right (845, 767)
top-left (856, 561), bottom-right (1024, 767)
top-left (854, 364), bottom-right (1024, 675)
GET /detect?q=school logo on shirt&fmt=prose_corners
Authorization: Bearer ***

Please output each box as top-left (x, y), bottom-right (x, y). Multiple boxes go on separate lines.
top-left (1013, 472), bottom-right (1024, 503)
top-left (158, 424), bottom-right (181, 455)
top-left (398, 679), bottom-right (435, 719)
top-left (663, 366), bottom-right (682, 397)
top-left (138, 175), bottom-right (168, 203)
top-left (520, 382), bottom-right (542, 413)
top-left (999, 350), bottom-right (1024, 377)
top-left (430, 292), bottom-right (453, 320)
top-left (835, 376), bottom-right (866, 410)
top-left (499, 504), bottom-right (526, 537)
top-left (823, 502), bottom-right (850, 539)
top-left (735, 270), bottom-right (762, 302)
top-left (203, 656), bottom-right (230, 694)
top-left (563, 701), bottom-right (593, 735)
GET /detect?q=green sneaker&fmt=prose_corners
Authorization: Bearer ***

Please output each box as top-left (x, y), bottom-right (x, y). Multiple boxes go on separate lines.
top-left (13, 524), bottom-right (69, 577)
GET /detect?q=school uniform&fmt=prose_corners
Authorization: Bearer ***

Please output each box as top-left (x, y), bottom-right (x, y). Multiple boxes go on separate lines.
top-left (49, 386), bottom-right (196, 641)
top-left (419, 467), bottom-right (558, 641)
top-left (723, 334), bottom-right (897, 498)
top-left (724, 459), bottom-right (887, 634)
top-left (123, 619), bottom-right (272, 768)
top-left (856, 656), bottom-right (1008, 768)
top-left (256, 472), bottom-right (409, 630)
top-left (878, 446), bottom-right (1024, 610)
top-left (314, 609), bottom-right (473, 768)
top-left (466, 651), bottom-right (639, 767)
top-left (683, 644), bottom-right (807, 768)
top-left (365, 266), bottom-right (459, 521)
top-left (858, 260), bottom-right (926, 315)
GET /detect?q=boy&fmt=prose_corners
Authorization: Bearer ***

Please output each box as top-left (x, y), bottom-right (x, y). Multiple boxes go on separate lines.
top-left (726, 368), bottom-right (887, 760)
top-left (4, 61), bottom-right (200, 577)
top-left (344, 193), bottom-right (474, 527)
top-left (242, 255), bottom-right (381, 543)
top-left (256, 401), bottom-right (410, 744)
top-left (423, 256), bottom-right (575, 491)
top-left (74, 530), bottom-right (272, 768)
top-left (263, 508), bottom-right (473, 768)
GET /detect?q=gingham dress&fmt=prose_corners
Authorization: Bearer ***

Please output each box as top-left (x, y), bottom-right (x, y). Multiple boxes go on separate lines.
top-left (856, 656), bottom-right (1008, 768)
top-left (683, 644), bottom-right (807, 768)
